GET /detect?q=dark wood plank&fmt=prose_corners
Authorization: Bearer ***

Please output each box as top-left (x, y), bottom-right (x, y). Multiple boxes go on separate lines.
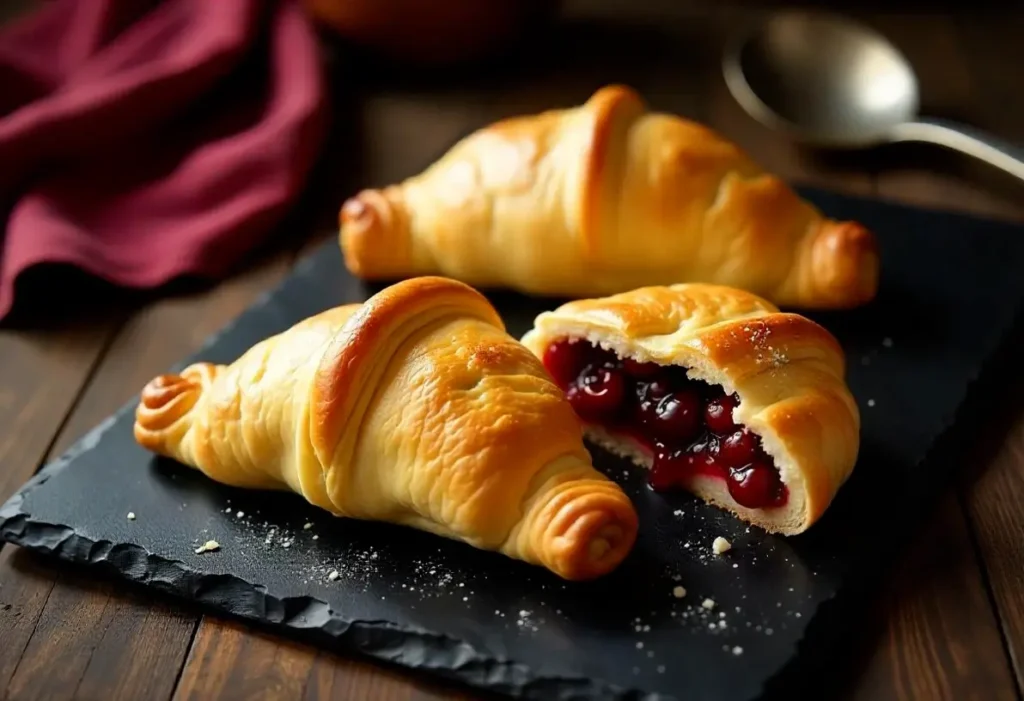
top-left (842, 495), bottom-right (1017, 701)
top-left (966, 412), bottom-right (1024, 693)
top-left (950, 11), bottom-right (1024, 694)
top-left (175, 619), bottom-right (473, 701)
top-left (0, 251), bottom-right (295, 701)
top-left (838, 12), bottom-right (1022, 701)
top-left (0, 320), bottom-right (120, 507)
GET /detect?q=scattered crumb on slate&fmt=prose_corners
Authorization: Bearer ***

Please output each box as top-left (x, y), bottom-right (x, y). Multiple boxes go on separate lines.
top-left (195, 540), bottom-right (220, 554)
top-left (672, 586), bottom-right (687, 599)
top-left (328, 570), bottom-right (340, 581)
top-left (712, 537), bottom-right (731, 555)
top-left (303, 523), bottom-right (313, 530)
top-left (236, 510), bottom-right (244, 519)
top-left (702, 598), bottom-right (716, 610)
top-left (732, 646), bottom-right (744, 656)
top-left (126, 512), bottom-right (135, 521)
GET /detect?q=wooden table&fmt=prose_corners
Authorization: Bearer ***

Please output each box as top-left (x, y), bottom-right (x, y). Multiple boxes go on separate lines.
top-left (1, 1), bottom-right (1022, 699)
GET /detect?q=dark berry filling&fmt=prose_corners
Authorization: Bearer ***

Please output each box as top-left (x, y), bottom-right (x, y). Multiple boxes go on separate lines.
top-left (543, 339), bottom-right (787, 509)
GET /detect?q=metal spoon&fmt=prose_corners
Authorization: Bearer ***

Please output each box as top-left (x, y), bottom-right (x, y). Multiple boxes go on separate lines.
top-left (723, 11), bottom-right (1024, 182)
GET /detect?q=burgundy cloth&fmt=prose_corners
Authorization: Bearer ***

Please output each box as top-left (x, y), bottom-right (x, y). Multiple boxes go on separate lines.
top-left (0, 0), bottom-right (327, 321)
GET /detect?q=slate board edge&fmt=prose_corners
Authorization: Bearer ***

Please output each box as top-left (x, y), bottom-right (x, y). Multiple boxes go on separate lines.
top-left (1, 193), bottom-right (1022, 701)
top-left (0, 252), bottom-right (666, 701)
top-left (763, 298), bottom-right (1024, 700)
top-left (0, 420), bottom-right (660, 701)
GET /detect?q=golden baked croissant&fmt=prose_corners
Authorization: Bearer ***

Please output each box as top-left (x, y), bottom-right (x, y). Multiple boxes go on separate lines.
top-left (133, 277), bottom-right (638, 580)
top-left (339, 84), bottom-right (879, 310)
top-left (520, 283), bottom-right (860, 535)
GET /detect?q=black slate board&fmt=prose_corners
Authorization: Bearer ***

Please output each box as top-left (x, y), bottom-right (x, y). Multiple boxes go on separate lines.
top-left (3, 188), bottom-right (1024, 701)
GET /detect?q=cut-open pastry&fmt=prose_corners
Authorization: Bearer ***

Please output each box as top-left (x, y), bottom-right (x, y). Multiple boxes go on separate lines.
top-left (521, 283), bottom-right (860, 535)
top-left (133, 276), bottom-right (638, 580)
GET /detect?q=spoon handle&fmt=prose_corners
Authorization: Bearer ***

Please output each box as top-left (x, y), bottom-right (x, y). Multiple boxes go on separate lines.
top-left (888, 118), bottom-right (1024, 183)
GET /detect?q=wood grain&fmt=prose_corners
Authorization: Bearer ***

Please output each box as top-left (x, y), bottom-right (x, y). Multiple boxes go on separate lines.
top-left (1, 2), bottom-right (1022, 700)
top-left (950, 12), bottom-right (1024, 695)
top-left (176, 619), bottom-right (474, 701)
top-left (0, 251), bottom-right (294, 701)
top-left (0, 320), bottom-right (120, 507)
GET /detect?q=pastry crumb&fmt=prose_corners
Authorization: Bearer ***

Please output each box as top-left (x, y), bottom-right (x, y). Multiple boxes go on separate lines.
top-left (712, 537), bottom-right (732, 555)
top-left (328, 570), bottom-right (340, 581)
top-left (303, 522), bottom-right (313, 530)
top-left (312, 535), bottom-right (319, 541)
top-left (672, 585), bottom-right (687, 599)
top-left (702, 598), bottom-right (716, 610)
top-left (195, 540), bottom-right (220, 554)
top-left (126, 512), bottom-right (136, 521)
top-left (236, 510), bottom-right (244, 518)
top-left (732, 646), bottom-right (744, 656)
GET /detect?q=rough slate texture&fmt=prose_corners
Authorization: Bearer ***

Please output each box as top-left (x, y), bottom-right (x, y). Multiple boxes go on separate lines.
top-left (3, 189), bottom-right (1024, 701)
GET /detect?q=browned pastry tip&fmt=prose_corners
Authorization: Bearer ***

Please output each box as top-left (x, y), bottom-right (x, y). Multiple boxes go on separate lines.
top-left (517, 478), bottom-right (639, 581)
top-left (339, 186), bottom-right (413, 278)
top-left (133, 364), bottom-right (215, 454)
top-left (809, 220), bottom-right (880, 309)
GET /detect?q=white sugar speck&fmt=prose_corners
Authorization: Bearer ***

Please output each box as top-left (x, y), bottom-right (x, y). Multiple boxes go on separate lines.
top-left (312, 535), bottom-right (319, 540)
top-left (712, 537), bottom-right (732, 555)
top-left (328, 570), bottom-right (340, 581)
top-left (702, 598), bottom-right (716, 610)
top-left (867, 399), bottom-right (876, 407)
top-left (673, 586), bottom-right (687, 599)
top-left (303, 522), bottom-right (313, 530)
top-left (126, 512), bottom-right (136, 521)
top-left (636, 641), bottom-right (644, 649)
top-left (235, 510), bottom-right (244, 518)
top-left (732, 646), bottom-right (744, 656)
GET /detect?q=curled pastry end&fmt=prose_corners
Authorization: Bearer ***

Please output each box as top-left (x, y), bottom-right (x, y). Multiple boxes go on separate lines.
top-left (133, 364), bottom-right (213, 454)
top-left (339, 187), bottom-right (414, 278)
top-left (810, 220), bottom-right (880, 309)
top-left (527, 478), bottom-right (639, 581)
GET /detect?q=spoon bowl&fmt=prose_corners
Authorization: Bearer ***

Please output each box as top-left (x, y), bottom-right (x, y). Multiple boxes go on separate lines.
top-left (723, 11), bottom-right (1024, 181)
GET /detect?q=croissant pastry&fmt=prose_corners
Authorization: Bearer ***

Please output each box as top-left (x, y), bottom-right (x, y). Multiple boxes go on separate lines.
top-left (133, 277), bottom-right (638, 580)
top-left (339, 84), bottom-right (879, 310)
top-left (520, 283), bottom-right (860, 535)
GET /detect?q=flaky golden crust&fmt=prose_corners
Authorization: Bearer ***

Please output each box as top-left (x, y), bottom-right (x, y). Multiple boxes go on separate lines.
top-left (133, 277), bottom-right (638, 580)
top-left (521, 283), bottom-right (860, 535)
top-left (340, 84), bottom-right (879, 310)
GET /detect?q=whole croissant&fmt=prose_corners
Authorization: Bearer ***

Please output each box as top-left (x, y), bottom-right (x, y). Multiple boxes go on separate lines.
top-left (340, 85), bottom-right (879, 310)
top-left (133, 277), bottom-right (638, 580)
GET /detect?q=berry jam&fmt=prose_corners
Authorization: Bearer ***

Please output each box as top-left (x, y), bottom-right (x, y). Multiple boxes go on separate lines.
top-left (543, 339), bottom-right (787, 509)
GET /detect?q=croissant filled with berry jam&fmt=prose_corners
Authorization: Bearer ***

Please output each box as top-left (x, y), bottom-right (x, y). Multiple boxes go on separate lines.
top-left (521, 283), bottom-right (860, 535)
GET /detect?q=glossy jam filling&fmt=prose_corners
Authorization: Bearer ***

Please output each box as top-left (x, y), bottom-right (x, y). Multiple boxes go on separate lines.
top-left (543, 339), bottom-right (788, 509)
